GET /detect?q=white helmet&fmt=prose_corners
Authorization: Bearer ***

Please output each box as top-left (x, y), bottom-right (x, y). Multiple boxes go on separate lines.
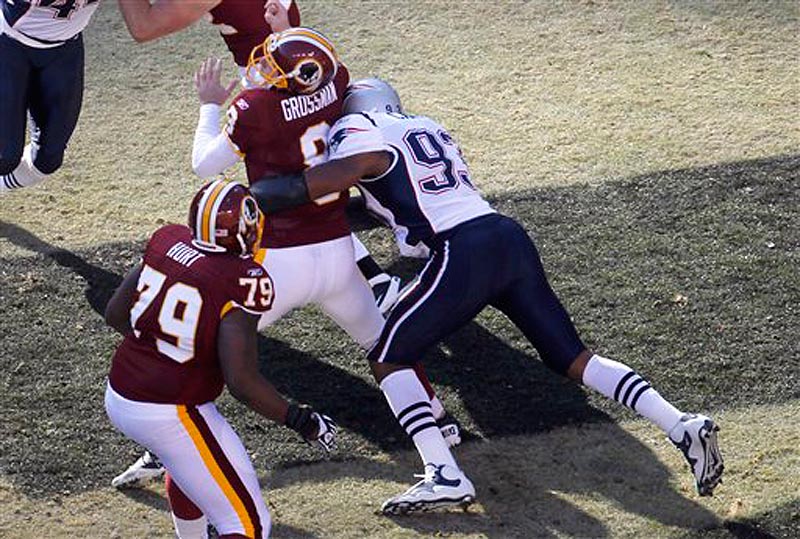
top-left (343, 78), bottom-right (403, 114)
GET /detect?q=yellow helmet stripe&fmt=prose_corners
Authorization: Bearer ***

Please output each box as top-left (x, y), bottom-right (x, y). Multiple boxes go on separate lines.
top-left (198, 180), bottom-right (234, 245)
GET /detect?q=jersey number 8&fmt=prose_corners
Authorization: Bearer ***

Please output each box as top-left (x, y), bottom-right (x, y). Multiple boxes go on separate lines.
top-left (301, 122), bottom-right (341, 206)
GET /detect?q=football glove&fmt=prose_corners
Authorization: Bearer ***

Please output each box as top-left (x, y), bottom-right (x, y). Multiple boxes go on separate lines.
top-left (285, 403), bottom-right (338, 453)
top-left (437, 413), bottom-right (462, 448)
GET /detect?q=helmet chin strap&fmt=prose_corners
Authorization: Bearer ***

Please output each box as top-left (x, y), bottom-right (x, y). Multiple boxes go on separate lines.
top-left (236, 234), bottom-right (248, 257)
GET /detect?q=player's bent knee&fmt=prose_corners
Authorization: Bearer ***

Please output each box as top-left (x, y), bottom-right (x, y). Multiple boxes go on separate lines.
top-left (33, 150), bottom-right (64, 175)
top-left (542, 348), bottom-right (591, 380)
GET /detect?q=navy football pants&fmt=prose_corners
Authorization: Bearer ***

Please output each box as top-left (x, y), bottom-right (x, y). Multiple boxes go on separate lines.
top-left (368, 214), bottom-right (586, 375)
top-left (0, 33), bottom-right (84, 175)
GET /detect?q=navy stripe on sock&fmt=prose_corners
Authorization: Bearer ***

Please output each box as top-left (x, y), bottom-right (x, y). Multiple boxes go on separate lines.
top-left (629, 383), bottom-right (652, 411)
top-left (397, 401), bottom-right (431, 424)
top-left (613, 371), bottom-right (636, 402)
top-left (622, 377), bottom-right (645, 407)
top-left (401, 411), bottom-right (435, 432)
top-left (3, 173), bottom-right (22, 189)
top-left (407, 421), bottom-right (438, 438)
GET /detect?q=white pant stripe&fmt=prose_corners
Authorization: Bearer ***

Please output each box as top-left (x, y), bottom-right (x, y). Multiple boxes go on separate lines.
top-left (376, 241), bottom-right (450, 363)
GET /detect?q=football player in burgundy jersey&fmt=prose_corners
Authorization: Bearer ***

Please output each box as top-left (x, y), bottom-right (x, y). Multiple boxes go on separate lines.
top-left (253, 79), bottom-right (725, 513)
top-left (105, 179), bottom-right (337, 538)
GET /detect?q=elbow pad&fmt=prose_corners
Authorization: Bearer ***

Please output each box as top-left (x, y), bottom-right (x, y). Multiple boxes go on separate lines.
top-left (250, 173), bottom-right (311, 214)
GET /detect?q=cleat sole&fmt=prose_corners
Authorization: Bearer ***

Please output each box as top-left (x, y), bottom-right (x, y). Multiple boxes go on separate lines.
top-left (382, 495), bottom-right (475, 516)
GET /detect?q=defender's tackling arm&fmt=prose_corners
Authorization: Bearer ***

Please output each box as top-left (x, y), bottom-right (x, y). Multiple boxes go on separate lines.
top-left (251, 151), bottom-right (392, 214)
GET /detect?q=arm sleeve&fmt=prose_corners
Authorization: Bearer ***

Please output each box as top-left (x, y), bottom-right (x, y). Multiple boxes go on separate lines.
top-left (191, 104), bottom-right (241, 179)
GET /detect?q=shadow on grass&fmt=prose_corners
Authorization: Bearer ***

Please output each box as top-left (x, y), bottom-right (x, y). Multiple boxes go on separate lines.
top-left (115, 487), bottom-right (170, 513)
top-left (678, 497), bottom-right (800, 539)
top-left (257, 294), bottom-right (717, 536)
top-left (0, 220), bottom-right (124, 317)
top-left (1, 154), bottom-right (797, 536)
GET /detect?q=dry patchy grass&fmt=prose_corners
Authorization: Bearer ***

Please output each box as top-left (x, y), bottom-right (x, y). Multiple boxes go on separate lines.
top-left (1, 401), bottom-right (797, 538)
top-left (1, 1), bottom-right (798, 250)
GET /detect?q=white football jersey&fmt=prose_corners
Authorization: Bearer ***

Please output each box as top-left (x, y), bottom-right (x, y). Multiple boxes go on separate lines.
top-left (327, 112), bottom-right (494, 255)
top-left (0, 0), bottom-right (100, 48)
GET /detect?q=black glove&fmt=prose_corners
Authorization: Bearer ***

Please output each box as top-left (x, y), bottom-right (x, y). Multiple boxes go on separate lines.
top-left (285, 403), bottom-right (338, 453)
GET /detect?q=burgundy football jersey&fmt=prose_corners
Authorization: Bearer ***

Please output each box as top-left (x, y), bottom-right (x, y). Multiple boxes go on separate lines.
top-left (225, 66), bottom-right (351, 248)
top-left (207, 0), bottom-right (301, 67)
top-left (109, 225), bottom-right (274, 405)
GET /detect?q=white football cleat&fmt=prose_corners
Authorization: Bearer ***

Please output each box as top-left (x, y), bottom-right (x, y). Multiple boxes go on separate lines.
top-left (369, 274), bottom-right (403, 315)
top-left (111, 450), bottom-right (165, 489)
top-left (668, 413), bottom-right (724, 496)
top-left (381, 464), bottom-right (475, 515)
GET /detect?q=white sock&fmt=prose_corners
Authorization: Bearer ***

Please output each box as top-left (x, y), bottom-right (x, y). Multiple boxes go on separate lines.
top-left (582, 354), bottom-right (683, 433)
top-left (380, 369), bottom-right (458, 469)
top-left (1, 144), bottom-right (46, 192)
top-left (171, 514), bottom-right (208, 539)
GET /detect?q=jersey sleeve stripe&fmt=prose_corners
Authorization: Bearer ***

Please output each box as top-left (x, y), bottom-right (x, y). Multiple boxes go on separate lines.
top-left (220, 301), bottom-right (236, 320)
top-left (220, 300), bottom-right (268, 319)
top-left (224, 132), bottom-right (245, 158)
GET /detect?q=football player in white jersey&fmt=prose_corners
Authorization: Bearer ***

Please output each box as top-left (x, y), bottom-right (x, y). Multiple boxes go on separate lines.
top-left (252, 78), bottom-right (725, 514)
top-left (1, 0), bottom-right (100, 192)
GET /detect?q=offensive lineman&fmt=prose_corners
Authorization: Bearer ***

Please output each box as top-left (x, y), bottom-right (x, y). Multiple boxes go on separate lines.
top-left (105, 179), bottom-right (336, 537)
top-left (1, 0), bottom-right (100, 192)
top-left (252, 79), bottom-right (726, 514)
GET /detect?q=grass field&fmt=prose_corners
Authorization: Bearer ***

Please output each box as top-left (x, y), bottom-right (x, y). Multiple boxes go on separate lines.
top-left (1, 1), bottom-right (798, 538)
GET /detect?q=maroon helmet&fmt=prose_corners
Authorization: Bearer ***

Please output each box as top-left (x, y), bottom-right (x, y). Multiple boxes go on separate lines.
top-left (189, 179), bottom-right (260, 257)
top-left (246, 26), bottom-right (339, 94)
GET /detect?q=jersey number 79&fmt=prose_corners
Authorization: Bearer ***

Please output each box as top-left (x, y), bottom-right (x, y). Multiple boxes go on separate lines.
top-left (129, 265), bottom-right (202, 364)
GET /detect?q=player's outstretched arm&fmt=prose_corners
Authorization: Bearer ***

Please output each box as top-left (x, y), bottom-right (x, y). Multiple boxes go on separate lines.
top-left (218, 309), bottom-right (337, 451)
top-left (192, 58), bottom-right (240, 178)
top-left (251, 151), bottom-right (392, 214)
top-left (104, 263), bottom-right (143, 336)
top-left (117, 0), bottom-right (220, 43)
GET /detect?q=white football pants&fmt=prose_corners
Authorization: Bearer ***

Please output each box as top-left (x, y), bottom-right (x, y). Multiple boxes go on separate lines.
top-left (255, 234), bottom-right (384, 349)
top-left (105, 384), bottom-right (271, 538)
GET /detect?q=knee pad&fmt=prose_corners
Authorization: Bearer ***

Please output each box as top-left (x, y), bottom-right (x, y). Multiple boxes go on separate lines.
top-left (33, 149), bottom-right (64, 175)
